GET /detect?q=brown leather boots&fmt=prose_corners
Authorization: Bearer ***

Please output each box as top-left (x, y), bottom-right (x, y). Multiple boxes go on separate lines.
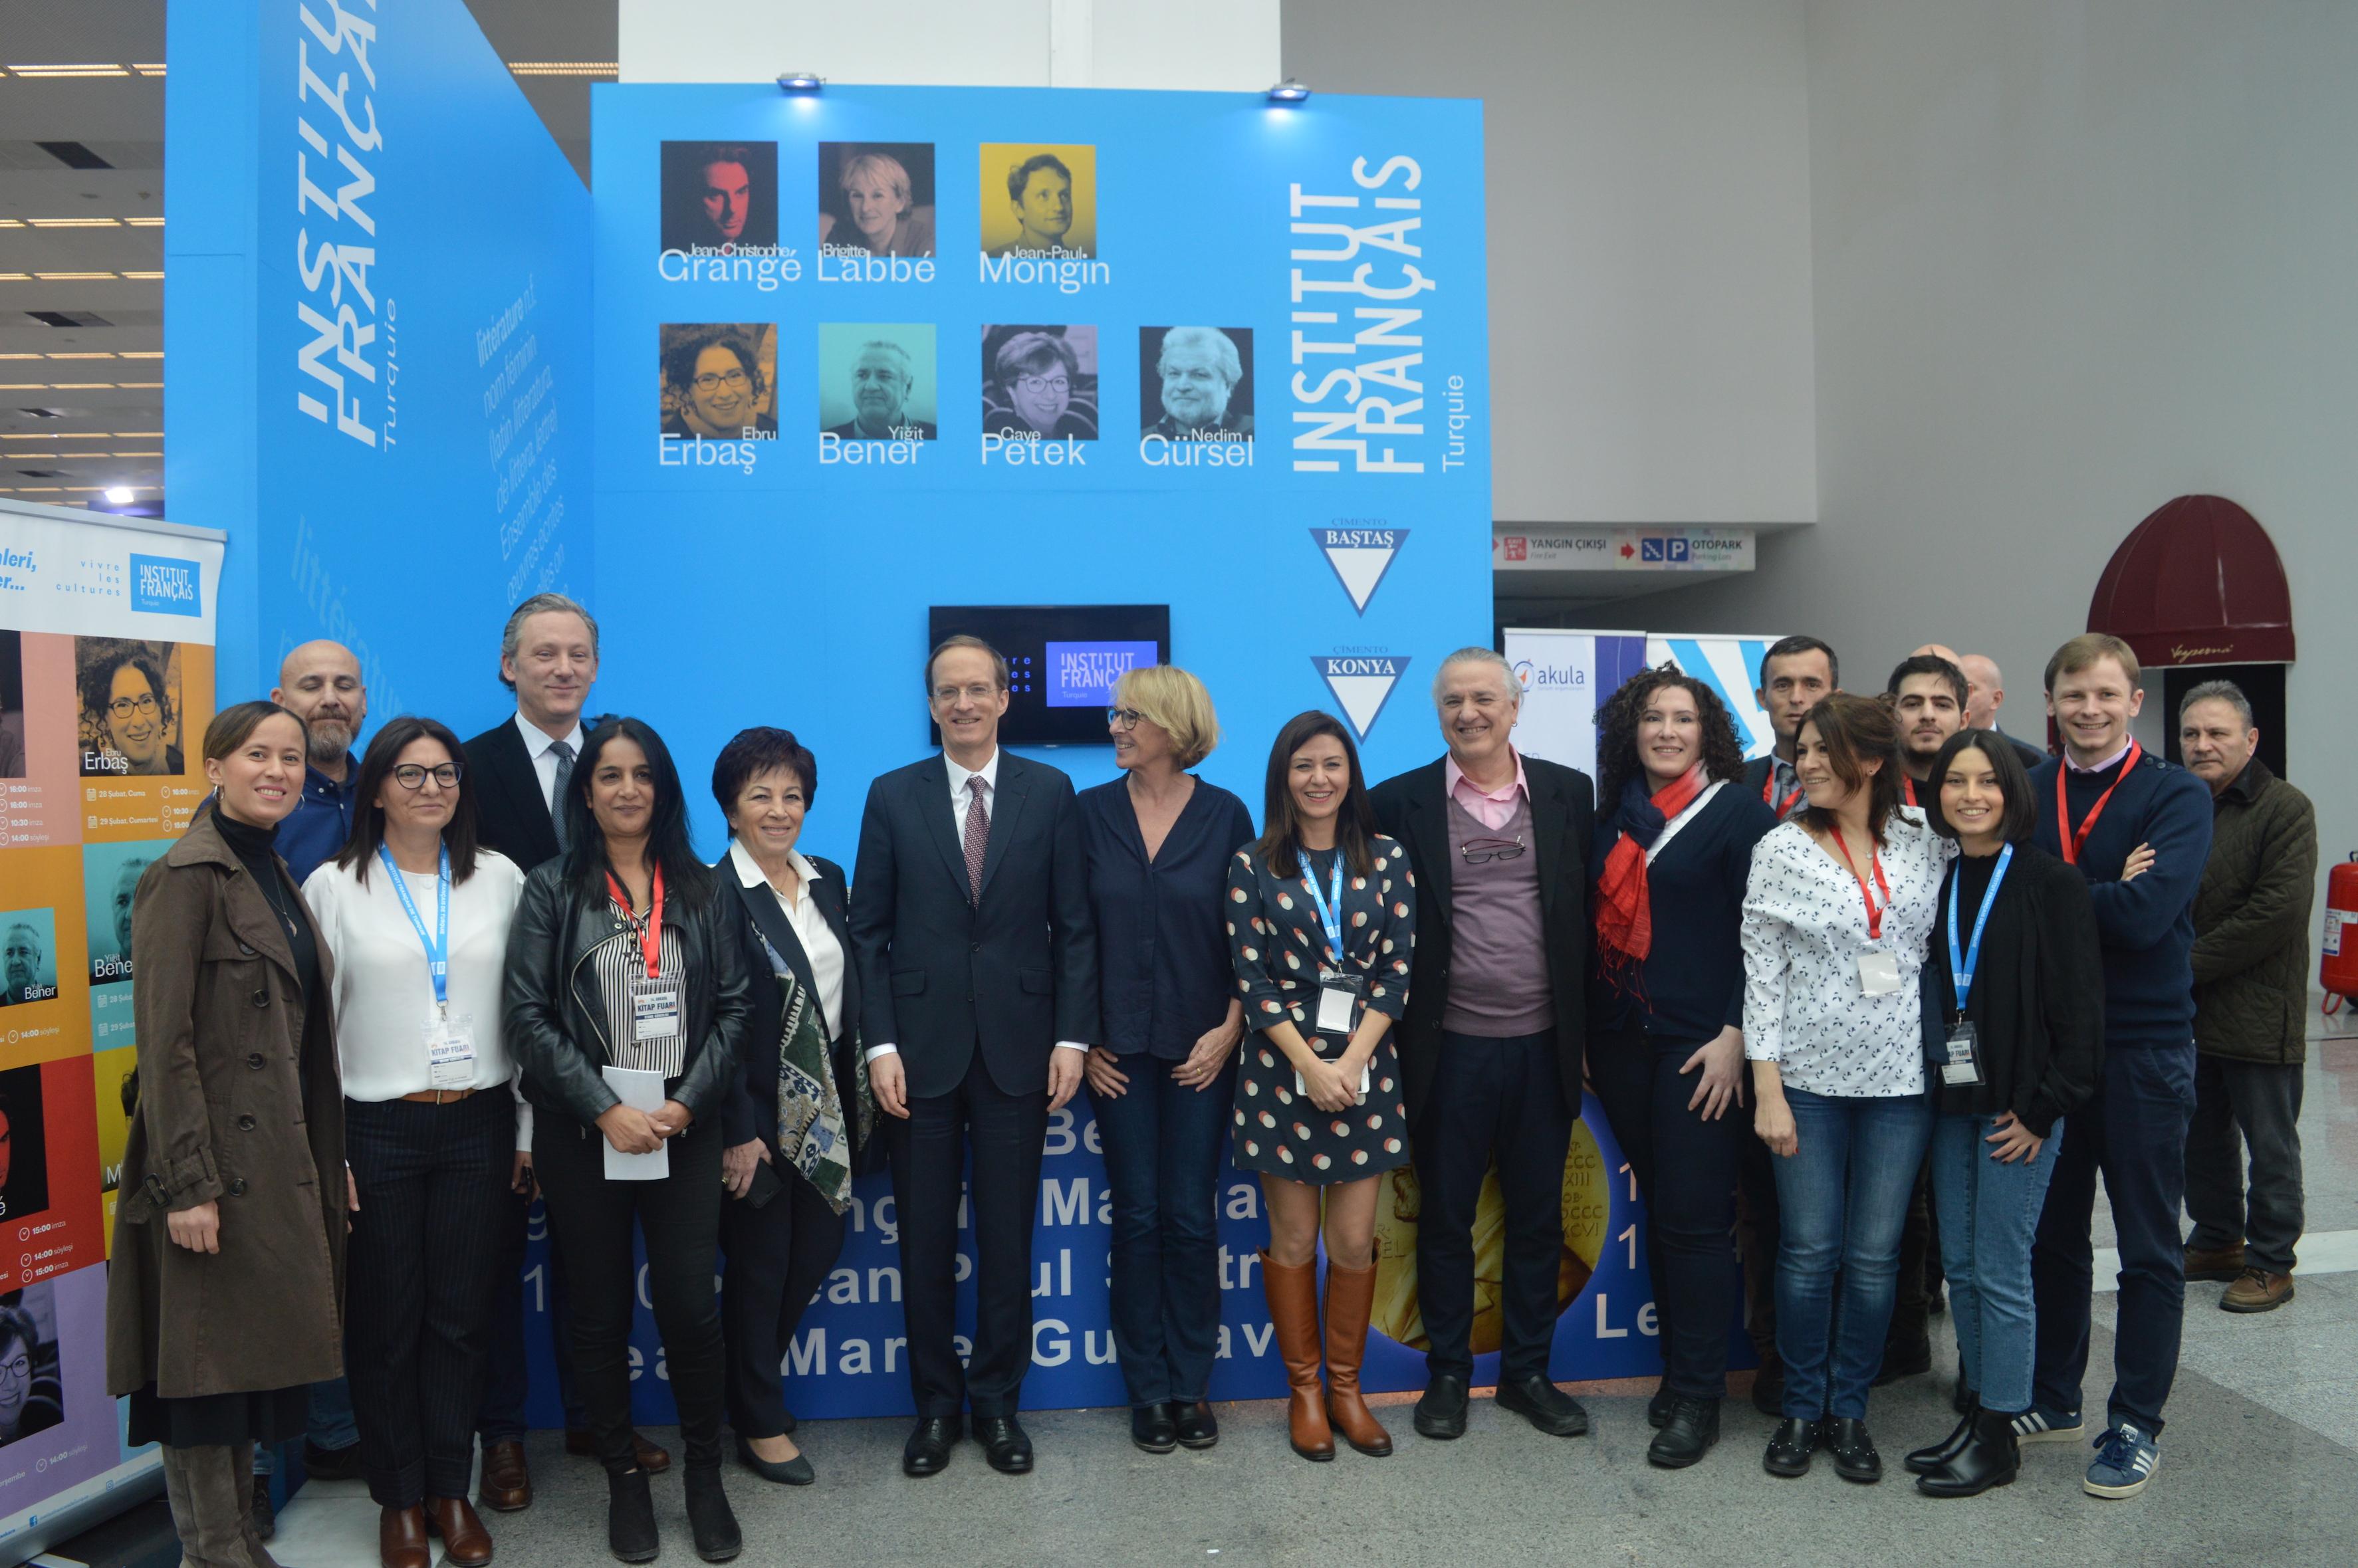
top-left (1260, 1250), bottom-right (1394, 1461)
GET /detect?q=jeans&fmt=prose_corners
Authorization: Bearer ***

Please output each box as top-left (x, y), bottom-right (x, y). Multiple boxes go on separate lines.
top-left (2184, 1054), bottom-right (2305, 1274)
top-left (1589, 1030), bottom-right (1746, 1398)
top-left (1090, 1052), bottom-right (1237, 1406)
top-left (255, 1379), bottom-right (359, 1478)
top-left (1770, 1087), bottom-right (1933, 1420)
top-left (2032, 1039), bottom-right (2196, 1434)
top-left (1930, 1112), bottom-right (2061, 1414)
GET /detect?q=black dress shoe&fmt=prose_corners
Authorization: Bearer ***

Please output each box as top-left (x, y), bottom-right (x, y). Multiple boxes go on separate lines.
top-left (975, 1415), bottom-right (1034, 1475)
top-left (902, 1415), bottom-right (961, 1478)
top-left (1413, 1375), bottom-right (1469, 1440)
top-left (1494, 1373), bottom-right (1589, 1436)
top-left (735, 1434), bottom-right (814, 1486)
top-left (1873, 1338), bottom-right (1933, 1387)
top-left (1762, 1416), bottom-right (1818, 1478)
top-left (1131, 1402), bottom-right (1177, 1454)
top-left (1750, 1360), bottom-right (1786, 1417)
top-left (1822, 1416), bottom-right (1883, 1483)
top-left (1173, 1401), bottom-right (1219, 1450)
top-left (1904, 1412), bottom-right (1974, 1476)
top-left (607, 1469), bottom-right (659, 1565)
top-left (684, 1467), bottom-right (741, 1563)
top-left (1646, 1378), bottom-right (1675, 1430)
top-left (1647, 1396), bottom-right (1720, 1469)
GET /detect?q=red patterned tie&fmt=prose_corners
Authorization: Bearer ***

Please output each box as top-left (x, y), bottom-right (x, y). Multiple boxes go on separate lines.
top-left (962, 775), bottom-right (989, 906)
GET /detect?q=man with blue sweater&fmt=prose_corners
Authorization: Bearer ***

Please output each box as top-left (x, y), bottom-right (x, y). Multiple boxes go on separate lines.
top-left (2021, 633), bottom-right (2212, 1500)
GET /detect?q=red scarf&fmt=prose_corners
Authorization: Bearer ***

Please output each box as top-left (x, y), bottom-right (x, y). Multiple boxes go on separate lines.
top-left (1595, 763), bottom-right (1708, 994)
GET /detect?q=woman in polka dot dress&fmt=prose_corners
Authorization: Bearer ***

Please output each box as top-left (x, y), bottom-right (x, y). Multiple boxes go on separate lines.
top-left (1226, 711), bottom-right (1415, 1463)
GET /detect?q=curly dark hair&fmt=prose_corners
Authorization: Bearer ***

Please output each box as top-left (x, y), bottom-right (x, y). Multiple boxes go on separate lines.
top-left (1593, 663), bottom-right (1748, 805)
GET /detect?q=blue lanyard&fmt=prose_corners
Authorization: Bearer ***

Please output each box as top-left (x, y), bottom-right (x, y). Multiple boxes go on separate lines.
top-left (378, 843), bottom-right (451, 1012)
top-left (1296, 850), bottom-right (1346, 960)
top-left (1946, 843), bottom-right (2012, 1016)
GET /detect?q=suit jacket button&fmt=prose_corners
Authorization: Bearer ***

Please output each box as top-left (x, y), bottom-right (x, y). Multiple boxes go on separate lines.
top-left (237, 1113), bottom-right (257, 1131)
top-left (252, 988), bottom-right (271, 1008)
top-left (247, 1053), bottom-right (266, 1069)
top-left (227, 1178), bottom-right (249, 1197)
top-left (239, 942), bottom-right (255, 956)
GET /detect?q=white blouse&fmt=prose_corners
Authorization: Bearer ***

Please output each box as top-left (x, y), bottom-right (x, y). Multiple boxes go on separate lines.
top-left (729, 840), bottom-right (847, 1042)
top-left (1740, 809), bottom-right (1948, 1099)
top-left (303, 849), bottom-right (532, 1148)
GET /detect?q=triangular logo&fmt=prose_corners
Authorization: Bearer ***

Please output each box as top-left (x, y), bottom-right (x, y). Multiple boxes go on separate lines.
top-left (1312, 526), bottom-right (1407, 614)
top-left (1313, 655), bottom-right (1411, 740)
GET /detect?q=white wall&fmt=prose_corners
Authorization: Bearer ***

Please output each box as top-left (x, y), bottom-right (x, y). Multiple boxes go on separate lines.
top-left (1286, 0), bottom-right (1820, 528)
top-left (1647, 0), bottom-right (2358, 930)
top-left (619, 0), bottom-right (1279, 90)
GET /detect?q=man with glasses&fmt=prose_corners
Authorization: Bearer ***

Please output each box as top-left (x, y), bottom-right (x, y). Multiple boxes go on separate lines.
top-left (848, 634), bottom-right (1097, 1478)
top-left (1369, 647), bottom-right (1597, 1442)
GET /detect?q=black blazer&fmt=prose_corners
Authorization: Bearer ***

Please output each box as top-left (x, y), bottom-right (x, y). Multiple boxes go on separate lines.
top-left (716, 849), bottom-right (880, 1175)
top-left (849, 752), bottom-right (1099, 1099)
top-left (1369, 754), bottom-right (1594, 1125)
top-left (463, 717), bottom-right (564, 873)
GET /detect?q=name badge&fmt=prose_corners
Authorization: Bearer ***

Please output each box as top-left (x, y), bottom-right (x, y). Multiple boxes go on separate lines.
top-left (1857, 951), bottom-right (1903, 997)
top-left (1941, 1020), bottom-right (1986, 1087)
top-left (425, 1011), bottom-right (477, 1090)
top-left (632, 982), bottom-right (683, 1044)
top-left (1314, 968), bottom-right (1363, 1037)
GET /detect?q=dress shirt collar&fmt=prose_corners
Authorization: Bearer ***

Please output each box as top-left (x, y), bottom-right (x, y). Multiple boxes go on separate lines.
top-left (2064, 738), bottom-right (2133, 774)
top-left (513, 709), bottom-right (584, 760)
top-left (945, 748), bottom-right (1001, 800)
top-left (1443, 749), bottom-right (1527, 808)
top-left (729, 838), bottom-right (822, 897)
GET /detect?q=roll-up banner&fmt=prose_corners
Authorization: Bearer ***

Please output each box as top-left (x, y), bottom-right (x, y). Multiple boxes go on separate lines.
top-left (0, 498), bottom-right (226, 1561)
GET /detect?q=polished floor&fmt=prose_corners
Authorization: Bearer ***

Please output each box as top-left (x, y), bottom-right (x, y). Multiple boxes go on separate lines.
top-left (270, 1021), bottom-right (2358, 1567)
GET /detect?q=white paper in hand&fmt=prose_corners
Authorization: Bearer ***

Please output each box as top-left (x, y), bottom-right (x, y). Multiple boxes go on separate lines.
top-left (601, 1065), bottom-right (671, 1180)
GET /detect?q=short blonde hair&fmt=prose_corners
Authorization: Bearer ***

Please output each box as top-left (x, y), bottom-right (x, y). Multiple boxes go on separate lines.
top-left (1114, 665), bottom-right (1220, 769)
top-left (2044, 632), bottom-right (2140, 693)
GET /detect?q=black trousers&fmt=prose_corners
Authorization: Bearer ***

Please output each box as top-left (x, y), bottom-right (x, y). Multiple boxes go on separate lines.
top-left (886, 1052), bottom-right (1048, 1418)
top-left (1589, 1030), bottom-right (1746, 1397)
top-left (720, 1163), bottom-right (846, 1440)
top-left (342, 1092), bottom-right (513, 1508)
top-left (1413, 1030), bottom-right (1573, 1383)
top-left (477, 1186), bottom-right (583, 1441)
top-left (534, 1116), bottom-right (728, 1474)
top-left (2184, 1054), bottom-right (2306, 1274)
top-left (1735, 1113), bottom-right (1783, 1368)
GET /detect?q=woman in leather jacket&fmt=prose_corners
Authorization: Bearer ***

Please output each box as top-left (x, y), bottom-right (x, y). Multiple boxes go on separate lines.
top-left (503, 717), bottom-right (750, 1565)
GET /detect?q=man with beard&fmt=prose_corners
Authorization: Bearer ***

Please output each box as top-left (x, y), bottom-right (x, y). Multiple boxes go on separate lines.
top-left (1143, 327), bottom-right (1252, 440)
top-left (270, 639), bottom-right (370, 883)
top-left (0, 922), bottom-right (49, 1006)
top-left (826, 340), bottom-right (935, 441)
top-left (1888, 653), bottom-right (1968, 810)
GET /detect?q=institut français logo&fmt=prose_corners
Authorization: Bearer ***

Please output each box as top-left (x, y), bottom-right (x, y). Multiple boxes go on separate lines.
top-left (1314, 654), bottom-right (1409, 742)
top-left (1311, 525), bottom-right (1407, 616)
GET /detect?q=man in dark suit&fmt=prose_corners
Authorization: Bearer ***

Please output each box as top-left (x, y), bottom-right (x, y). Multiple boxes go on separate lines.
top-left (850, 635), bottom-right (1098, 1478)
top-left (458, 593), bottom-right (669, 1505)
top-left (1370, 648), bottom-right (1595, 1443)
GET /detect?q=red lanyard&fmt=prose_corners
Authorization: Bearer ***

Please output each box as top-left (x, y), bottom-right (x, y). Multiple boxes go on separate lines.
top-left (606, 863), bottom-right (666, 977)
top-left (2056, 739), bottom-right (2141, 865)
top-left (1902, 776), bottom-right (1919, 809)
top-left (1762, 769), bottom-right (1804, 820)
top-left (1825, 824), bottom-right (1891, 940)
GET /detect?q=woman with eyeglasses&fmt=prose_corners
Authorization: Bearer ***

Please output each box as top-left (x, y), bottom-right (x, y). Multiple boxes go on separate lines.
top-left (985, 330), bottom-right (1098, 442)
top-left (504, 717), bottom-right (750, 1565)
top-left (80, 645), bottom-right (182, 776)
top-left (661, 328), bottom-right (776, 442)
top-left (1077, 668), bottom-right (1255, 1454)
top-left (300, 717), bottom-right (527, 1568)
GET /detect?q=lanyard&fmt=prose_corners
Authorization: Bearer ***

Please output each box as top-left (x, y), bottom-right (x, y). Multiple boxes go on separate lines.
top-left (1762, 766), bottom-right (1804, 820)
top-left (606, 863), bottom-right (667, 978)
top-left (1825, 823), bottom-right (1891, 941)
top-left (2056, 739), bottom-right (2142, 865)
top-left (378, 843), bottom-right (451, 1012)
top-left (1946, 845), bottom-right (2013, 1015)
top-left (1902, 776), bottom-right (1919, 809)
top-left (1297, 850), bottom-right (1346, 958)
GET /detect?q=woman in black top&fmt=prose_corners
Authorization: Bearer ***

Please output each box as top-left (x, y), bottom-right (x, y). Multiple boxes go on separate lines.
top-left (1904, 729), bottom-right (2102, 1496)
top-left (1078, 667), bottom-right (1255, 1454)
top-left (503, 717), bottom-right (750, 1564)
top-left (1587, 665), bottom-right (1776, 1468)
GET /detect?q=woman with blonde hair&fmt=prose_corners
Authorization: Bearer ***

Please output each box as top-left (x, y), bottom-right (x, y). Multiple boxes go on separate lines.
top-left (1078, 667), bottom-right (1255, 1452)
top-left (826, 150), bottom-right (935, 258)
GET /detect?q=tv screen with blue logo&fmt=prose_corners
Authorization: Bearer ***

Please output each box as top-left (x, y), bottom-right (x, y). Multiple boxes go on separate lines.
top-left (927, 604), bottom-right (1170, 746)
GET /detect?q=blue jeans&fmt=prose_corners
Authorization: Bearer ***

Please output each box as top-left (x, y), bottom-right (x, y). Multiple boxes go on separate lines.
top-left (1931, 1112), bottom-right (2062, 1414)
top-left (1770, 1087), bottom-right (1933, 1420)
top-left (1090, 1053), bottom-right (1237, 1406)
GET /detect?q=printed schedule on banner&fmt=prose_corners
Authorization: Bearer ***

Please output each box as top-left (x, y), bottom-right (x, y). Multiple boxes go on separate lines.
top-left (0, 499), bottom-right (225, 1553)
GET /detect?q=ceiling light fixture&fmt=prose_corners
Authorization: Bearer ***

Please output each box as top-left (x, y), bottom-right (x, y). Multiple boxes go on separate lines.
top-left (776, 72), bottom-right (824, 92)
top-left (1266, 79), bottom-right (1312, 104)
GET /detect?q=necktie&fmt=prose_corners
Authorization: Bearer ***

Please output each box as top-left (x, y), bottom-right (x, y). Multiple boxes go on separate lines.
top-left (549, 740), bottom-right (575, 851)
top-left (962, 775), bottom-right (989, 907)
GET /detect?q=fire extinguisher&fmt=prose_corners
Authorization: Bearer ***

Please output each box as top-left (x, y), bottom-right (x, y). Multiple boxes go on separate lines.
top-left (2323, 852), bottom-right (2358, 1015)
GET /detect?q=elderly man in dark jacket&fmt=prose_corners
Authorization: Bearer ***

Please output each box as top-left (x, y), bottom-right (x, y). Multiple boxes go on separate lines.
top-left (2176, 681), bottom-right (2317, 1313)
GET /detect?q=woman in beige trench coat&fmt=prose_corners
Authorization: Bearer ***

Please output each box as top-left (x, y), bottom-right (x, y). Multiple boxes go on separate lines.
top-left (106, 701), bottom-right (352, 1568)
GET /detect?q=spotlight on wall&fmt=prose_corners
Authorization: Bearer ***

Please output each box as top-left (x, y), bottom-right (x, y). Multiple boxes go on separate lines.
top-left (776, 71), bottom-right (824, 93)
top-left (104, 485), bottom-right (134, 505)
top-left (1266, 79), bottom-right (1312, 104)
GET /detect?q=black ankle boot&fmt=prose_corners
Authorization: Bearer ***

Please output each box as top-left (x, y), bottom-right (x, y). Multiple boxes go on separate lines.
top-left (1647, 1396), bottom-right (1720, 1468)
top-left (607, 1469), bottom-right (658, 1565)
top-left (1915, 1408), bottom-right (2020, 1498)
top-left (685, 1466), bottom-right (742, 1563)
top-left (1904, 1410), bottom-right (1974, 1475)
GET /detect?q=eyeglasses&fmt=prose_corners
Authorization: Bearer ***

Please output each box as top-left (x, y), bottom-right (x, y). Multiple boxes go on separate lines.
top-left (108, 693), bottom-right (160, 720)
top-left (392, 762), bottom-right (463, 790)
top-left (932, 683), bottom-right (999, 705)
top-left (1016, 374), bottom-right (1070, 396)
top-left (691, 368), bottom-right (751, 393)
top-left (1459, 835), bottom-right (1526, 865)
top-left (0, 1355), bottom-right (29, 1386)
top-left (1106, 708), bottom-right (1143, 732)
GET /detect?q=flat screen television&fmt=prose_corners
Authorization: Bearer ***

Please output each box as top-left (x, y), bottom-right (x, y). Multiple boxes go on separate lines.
top-left (926, 604), bottom-right (1171, 746)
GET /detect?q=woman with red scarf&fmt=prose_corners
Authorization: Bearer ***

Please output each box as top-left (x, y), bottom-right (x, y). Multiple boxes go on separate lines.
top-left (1588, 665), bottom-right (1775, 1469)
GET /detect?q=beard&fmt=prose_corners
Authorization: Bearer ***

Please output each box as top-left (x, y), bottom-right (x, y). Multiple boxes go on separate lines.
top-left (308, 719), bottom-right (354, 769)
